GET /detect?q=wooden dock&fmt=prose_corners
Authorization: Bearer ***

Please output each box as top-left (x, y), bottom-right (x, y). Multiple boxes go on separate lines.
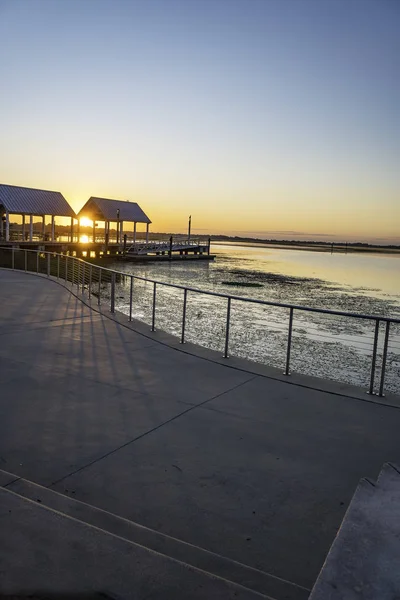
top-left (0, 237), bottom-right (215, 262)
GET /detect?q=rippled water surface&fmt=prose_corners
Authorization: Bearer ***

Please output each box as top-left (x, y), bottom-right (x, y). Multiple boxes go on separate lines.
top-left (105, 244), bottom-right (400, 394)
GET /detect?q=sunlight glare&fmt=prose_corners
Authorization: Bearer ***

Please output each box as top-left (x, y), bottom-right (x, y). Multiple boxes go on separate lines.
top-left (80, 217), bottom-right (92, 227)
top-left (80, 234), bottom-right (89, 243)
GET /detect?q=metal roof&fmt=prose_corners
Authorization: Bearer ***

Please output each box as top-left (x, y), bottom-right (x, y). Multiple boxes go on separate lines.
top-left (78, 197), bottom-right (151, 224)
top-left (0, 184), bottom-right (76, 217)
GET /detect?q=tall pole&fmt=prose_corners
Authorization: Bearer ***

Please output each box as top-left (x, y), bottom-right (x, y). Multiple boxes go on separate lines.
top-left (188, 215), bottom-right (191, 241)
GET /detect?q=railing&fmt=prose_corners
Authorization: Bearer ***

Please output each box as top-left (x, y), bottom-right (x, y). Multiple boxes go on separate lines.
top-left (1, 246), bottom-right (399, 397)
top-left (125, 238), bottom-right (207, 254)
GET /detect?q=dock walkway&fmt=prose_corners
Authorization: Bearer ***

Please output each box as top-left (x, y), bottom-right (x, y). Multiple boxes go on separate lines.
top-left (1, 269), bottom-right (400, 599)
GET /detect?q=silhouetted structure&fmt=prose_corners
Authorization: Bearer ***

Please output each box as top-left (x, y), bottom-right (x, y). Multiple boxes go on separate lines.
top-left (0, 183), bottom-right (76, 242)
top-left (77, 197), bottom-right (151, 244)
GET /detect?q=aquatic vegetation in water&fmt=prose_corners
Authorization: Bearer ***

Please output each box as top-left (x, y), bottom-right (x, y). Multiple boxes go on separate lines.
top-left (222, 281), bottom-right (264, 288)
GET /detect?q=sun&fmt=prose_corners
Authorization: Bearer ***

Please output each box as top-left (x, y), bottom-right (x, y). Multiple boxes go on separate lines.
top-left (80, 217), bottom-right (92, 227)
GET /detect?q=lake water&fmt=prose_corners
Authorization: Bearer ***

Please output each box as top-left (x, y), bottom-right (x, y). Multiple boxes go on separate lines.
top-left (109, 243), bottom-right (400, 395)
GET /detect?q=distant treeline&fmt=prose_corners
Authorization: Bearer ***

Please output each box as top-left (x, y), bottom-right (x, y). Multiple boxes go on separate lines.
top-left (207, 235), bottom-right (400, 250)
top-left (8, 222), bottom-right (399, 249)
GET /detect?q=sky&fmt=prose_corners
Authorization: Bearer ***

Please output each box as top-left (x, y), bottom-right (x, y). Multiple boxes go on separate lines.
top-left (0, 0), bottom-right (399, 243)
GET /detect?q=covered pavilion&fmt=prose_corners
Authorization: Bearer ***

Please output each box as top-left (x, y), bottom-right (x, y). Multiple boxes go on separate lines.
top-left (0, 183), bottom-right (76, 242)
top-left (77, 196), bottom-right (152, 244)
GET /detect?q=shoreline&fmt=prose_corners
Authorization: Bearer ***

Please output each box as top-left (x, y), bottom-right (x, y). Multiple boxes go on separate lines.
top-left (211, 240), bottom-right (400, 256)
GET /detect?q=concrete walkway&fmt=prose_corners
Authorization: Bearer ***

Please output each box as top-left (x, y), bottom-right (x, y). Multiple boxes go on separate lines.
top-left (1, 269), bottom-right (400, 598)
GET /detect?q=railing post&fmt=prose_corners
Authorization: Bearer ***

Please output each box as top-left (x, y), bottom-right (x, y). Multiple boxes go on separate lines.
top-left (284, 307), bottom-right (294, 375)
top-left (47, 253), bottom-right (50, 276)
top-left (12, 247), bottom-right (15, 270)
top-left (82, 262), bottom-right (85, 294)
top-left (77, 260), bottom-right (80, 288)
top-left (88, 264), bottom-right (92, 299)
top-left (57, 254), bottom-right (60, 279)
top-left (129, 276), bottom-right (133, 321)
top-left (24, 250), bottom-right (27, 272)
top-left (36, 251), bottom-right (39, 273)
top-left (181, 288), bottom-right (188, 344)
top-left (378, 321), bottom-right (391, 397)
top-left (224, 297), bottom-right (231, 358)
top-left (368, 319), bottom-right (380, 394)
top-left (151, 282), bottom-right (156, 331)
top-left (65, 256), bottom-right (68, 284)
top-left (98, 268), bottom-right (101, 305)
top-left (110, 272), bottom-right (115, 313)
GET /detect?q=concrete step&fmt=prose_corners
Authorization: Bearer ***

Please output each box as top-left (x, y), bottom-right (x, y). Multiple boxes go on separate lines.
top-left (376, 462), bottom-right (400, 490)
top-left (0, 485), bottom-right (263, 599)
top-left (309, 463), bottom-right (400, 599)
top-left (0, 468), bottom-right (309, 600)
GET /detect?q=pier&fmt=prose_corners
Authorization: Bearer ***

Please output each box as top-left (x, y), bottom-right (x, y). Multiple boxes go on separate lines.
top-left (0, 184), bottom-right (215, 262)
top-left (1, 267), bottom-right (400, 598)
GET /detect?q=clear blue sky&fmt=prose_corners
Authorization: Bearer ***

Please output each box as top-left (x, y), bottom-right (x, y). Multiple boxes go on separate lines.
top-left (1, 0), bottom-right (399, 242)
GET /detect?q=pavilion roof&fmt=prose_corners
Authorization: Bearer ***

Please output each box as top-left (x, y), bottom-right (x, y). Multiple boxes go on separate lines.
top-left (78, 197), bottom-right (151, 224)
top-left (0, 184), bottom-right (76, 217)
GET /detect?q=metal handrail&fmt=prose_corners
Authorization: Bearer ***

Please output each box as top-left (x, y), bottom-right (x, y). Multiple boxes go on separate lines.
top-left (1, 246), bottom-right (399, 397)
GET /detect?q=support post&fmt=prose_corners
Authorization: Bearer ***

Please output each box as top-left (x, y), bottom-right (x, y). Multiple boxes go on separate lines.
top-left (105, 221), bottom-right (109, 247)
top-left (146, 222), bottom-right (149, 243)
top-left (0, 213), bottom-right (3, 239)
top-left (151, 282), bottom-right (156, 331)
top-left (5, 211), bottom-right (10, 241)
top-left (133, 222), bottom-right (137, 244)
top-left (368, 320), bottom-right (380, 394)
top-left (181, 288), bottom-right (188, 343)
top-left (378, 322), bottom-right (391, 397)
top-left (29, 215), bottom-right (33, 241)
top-left (70, 217), bottom-right (74, 243)
top-left (110, 272), bottom-right (116, 313)
top-left (129, 276), bottom-right (133, 321)
top-left (92, 221), bottom-right (96, 243)
top-left (224, 297), bottom-right (231, 358)
top-left (98, 268), bottom-right (101, 305)
top-left (22, 215), bottom-right (26, 241)
top-left (284, 308), bottom-right (294, 375)
top-left (51, 216), bottom-right (55, 241)
top-left (42, 215), bottom-right (46, 241)
top-left (120, 221), bottom-right (124, 245)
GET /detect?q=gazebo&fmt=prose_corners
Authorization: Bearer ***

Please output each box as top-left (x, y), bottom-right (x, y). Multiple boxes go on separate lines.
top-left (0, 183), bottom-right (76, 242)
top-left (77, 197), bottom-right (151, 244)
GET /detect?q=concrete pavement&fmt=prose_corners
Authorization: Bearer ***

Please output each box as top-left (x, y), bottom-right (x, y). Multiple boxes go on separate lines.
top-left (1, 269), bottom-right (400, 598)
